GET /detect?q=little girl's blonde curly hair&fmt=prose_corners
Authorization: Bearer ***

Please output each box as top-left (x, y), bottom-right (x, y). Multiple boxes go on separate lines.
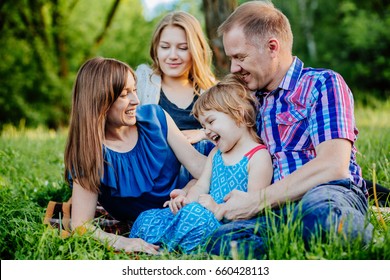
top-left (192, 74), bottom-right (261, 143)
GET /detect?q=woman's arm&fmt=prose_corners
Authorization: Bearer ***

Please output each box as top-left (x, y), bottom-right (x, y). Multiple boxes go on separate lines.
top-left (181, 129), bottom-right (207, 144)
top-left (71, 181), bottom-right (99, 229)
top-left (71, 182), bottom-right (159, 254)
top-left (165, 112), bottom-right (206, 179)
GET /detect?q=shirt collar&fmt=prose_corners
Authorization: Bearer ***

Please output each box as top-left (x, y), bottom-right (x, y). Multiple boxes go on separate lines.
top-left (257, 56), bottom-right (303, 96)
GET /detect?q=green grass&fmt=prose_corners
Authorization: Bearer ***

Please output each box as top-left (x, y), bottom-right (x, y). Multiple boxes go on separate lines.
top-left (0, 102), bottom-right (389, 260)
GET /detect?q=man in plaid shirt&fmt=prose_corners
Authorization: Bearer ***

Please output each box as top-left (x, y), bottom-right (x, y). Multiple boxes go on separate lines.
top-left (207, 1), bottom-right (373, 258)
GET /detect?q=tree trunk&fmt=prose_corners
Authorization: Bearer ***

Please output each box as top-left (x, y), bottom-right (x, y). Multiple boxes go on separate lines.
top-left (202, 0), bottom-right (237, 78)
top-left (83, 0), bottom-right (122, 61)
top-left (298, 0), bottom-right (318, 62)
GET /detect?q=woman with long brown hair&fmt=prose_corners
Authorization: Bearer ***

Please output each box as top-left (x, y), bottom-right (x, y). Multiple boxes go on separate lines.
top-left (64, 57), bottom-right (205, 254)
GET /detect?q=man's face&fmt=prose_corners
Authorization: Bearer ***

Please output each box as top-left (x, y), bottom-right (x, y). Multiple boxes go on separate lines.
top-left (223, 26), bottom-right (276, 91)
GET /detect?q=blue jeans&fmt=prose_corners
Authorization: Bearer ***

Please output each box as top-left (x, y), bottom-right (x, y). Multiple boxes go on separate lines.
top-left (179, 140), bottom-right (215, 187)
top-left (206, 179), bottom-right (374, 258)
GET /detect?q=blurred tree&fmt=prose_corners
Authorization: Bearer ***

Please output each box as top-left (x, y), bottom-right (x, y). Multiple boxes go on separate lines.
top-left (338, 1), bottom-right (390, 100)
top-left (1, 0), bottom-right (389, 130)
top-left (202, 0), bottom-right (237, 78)
top-left (97, 0), bottom-right (160, 67)
top-left (273, 0), bottom-right (390, 100)
top-left (0, 0), bottom-right (154, 129)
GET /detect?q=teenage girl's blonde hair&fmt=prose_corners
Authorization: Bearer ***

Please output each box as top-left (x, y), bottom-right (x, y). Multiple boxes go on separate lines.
top-left (150, 11), bottom-right (215, 94)
top-left (218, 1), bottom-right (293, 53)
top-left (64, 57), bottom-right (135, 193)
top-left (192, 74), bottom-right (261, 143)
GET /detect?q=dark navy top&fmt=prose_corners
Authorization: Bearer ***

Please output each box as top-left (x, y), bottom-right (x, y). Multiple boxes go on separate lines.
top-left (158, 89), bottom-right (202, 130)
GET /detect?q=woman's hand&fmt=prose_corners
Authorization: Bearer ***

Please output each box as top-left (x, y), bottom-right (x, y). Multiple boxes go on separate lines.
top-left (182, 129), bottom-right (206, 144)
top-left (85, 225), bottom-right (160, 255)
top-left (110, 235), bottom-right (160, 255)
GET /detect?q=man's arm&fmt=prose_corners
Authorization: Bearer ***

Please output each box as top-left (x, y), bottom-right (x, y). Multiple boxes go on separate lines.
top-left (223, 138), bottom-right (352, 220)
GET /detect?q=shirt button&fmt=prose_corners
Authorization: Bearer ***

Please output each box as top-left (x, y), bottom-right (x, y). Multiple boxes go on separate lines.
top-left (288, 117), bottom-right (293, 121)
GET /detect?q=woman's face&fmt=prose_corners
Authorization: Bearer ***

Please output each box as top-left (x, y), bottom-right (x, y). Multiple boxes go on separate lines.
top-left (157, 25), bottom-right (192, 79)
top-left (106, 71), bottom-right (139, 128)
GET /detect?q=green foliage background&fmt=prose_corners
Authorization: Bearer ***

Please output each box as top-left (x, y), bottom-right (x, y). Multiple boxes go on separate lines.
top-left (1, 0), bottom-right (390, 128)
top-left (0, 0), bottom-right (159, 129)
top-left (275, 0), bottom-right (390, 102)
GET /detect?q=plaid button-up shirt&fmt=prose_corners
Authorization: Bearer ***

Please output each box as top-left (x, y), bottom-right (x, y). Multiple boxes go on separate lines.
top-left (256, 57), bottom-right (366, 194)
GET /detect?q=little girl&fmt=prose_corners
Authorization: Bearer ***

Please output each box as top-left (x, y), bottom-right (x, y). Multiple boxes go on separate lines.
top-left (130, 74), bottom-right (273, 253)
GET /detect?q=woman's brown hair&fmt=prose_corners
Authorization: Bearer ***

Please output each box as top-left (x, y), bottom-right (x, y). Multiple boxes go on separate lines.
top-left (64, 57), bottom-right (135, 193)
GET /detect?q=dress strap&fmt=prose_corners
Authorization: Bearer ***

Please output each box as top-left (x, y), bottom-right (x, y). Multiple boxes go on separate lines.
top-left (244, 144), bottom-right (267, 160)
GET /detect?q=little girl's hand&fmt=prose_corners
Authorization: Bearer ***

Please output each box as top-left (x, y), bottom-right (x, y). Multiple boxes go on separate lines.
top-left (163, 189), bottom-right (188, 214)
top-left (163, 189), bottom-right (185, 207)
top-left (169, 189), bottom-right (187, 199)
top-left (163, 196), bottom-right (185, 214)
top-left (198, 194), bottom-right (217, 212)
top-left (198, 195), bottom-right (225, 221)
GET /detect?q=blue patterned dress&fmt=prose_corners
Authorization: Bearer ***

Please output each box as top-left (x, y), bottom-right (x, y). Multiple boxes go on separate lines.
top-left (130, 145), bottom-right (266, 253)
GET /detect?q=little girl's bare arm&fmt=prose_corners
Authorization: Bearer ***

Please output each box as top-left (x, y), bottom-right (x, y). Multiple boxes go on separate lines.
top-left (246, 149), bottom-right (273, 193)
top-left (166, 149), bottom-right (216, 214)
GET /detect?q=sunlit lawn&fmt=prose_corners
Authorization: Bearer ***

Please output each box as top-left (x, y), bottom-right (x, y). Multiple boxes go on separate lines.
top-left (0, 101), bottom-right (389, 260)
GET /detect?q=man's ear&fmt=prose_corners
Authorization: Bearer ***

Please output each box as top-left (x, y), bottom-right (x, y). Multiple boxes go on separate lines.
top-left (268, 38), bottom-right (279, 57)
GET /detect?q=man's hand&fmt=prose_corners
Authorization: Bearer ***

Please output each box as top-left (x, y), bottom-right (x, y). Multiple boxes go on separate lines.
top-left (223, 190), bottom-right (263, 220)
